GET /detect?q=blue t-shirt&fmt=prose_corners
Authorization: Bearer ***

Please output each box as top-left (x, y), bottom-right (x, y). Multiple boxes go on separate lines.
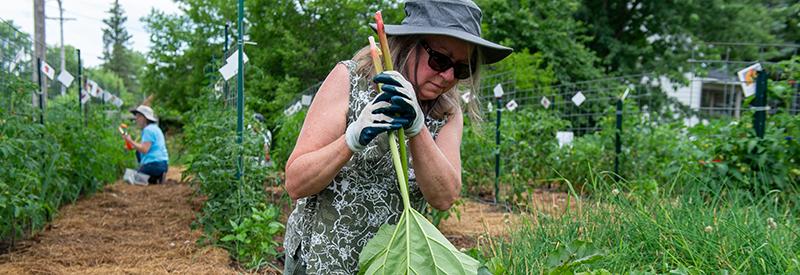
top-left (140, 124), bottom-right (169, 165)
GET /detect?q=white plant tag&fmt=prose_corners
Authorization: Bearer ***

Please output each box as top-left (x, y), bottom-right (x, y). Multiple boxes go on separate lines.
top-left (737, 63), bottom-right (761, 97)
top-left (493, 84), bottom-right (504, 98)
top-left (112, 97), bottom-right (123, 108)
top-left (621, 87), bottom-right (630, 101)
top-left (572, 91), bottom-right (586, 107)
top-left (219, 62), bottom-right (238, 81)
top-left (505, 100), bottom-right (518, 111)
top-left (57, 70), bottom-right (74, 87)
top-left (40, 61), bottom-right (55, 80)
top-left (556, 131), bottom-right (574, 148)
top-left (541, 96), bottom-right (551, 109)
top-left (301, 95), bottom-right (313, 106)
top-left (80, 90), bottom-right (90, 104)
top-left (226, 50), bottom-right (249, 65)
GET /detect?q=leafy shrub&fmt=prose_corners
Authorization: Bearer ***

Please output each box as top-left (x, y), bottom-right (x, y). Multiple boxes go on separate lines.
top-left (270, 109), bottom-right (306, 171)
top-left (1, 82), bottom-right (133, 246)
top-left (690, 113), bottom-right (799, 194)
top-left (221, 203), bottom-right (284, 269)
top-left (181, 95), bottom-right (282, 270)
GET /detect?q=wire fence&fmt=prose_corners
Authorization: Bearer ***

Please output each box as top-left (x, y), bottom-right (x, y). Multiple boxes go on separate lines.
top-left (282, 42), bottom-right (799, 133)
top-left (1, 17), bottom-right (131, 125)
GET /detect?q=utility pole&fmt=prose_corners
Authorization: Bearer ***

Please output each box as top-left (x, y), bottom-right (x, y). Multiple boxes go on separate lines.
top-left (47, 0), bottom-right (76, 96)
top-left (33, 0), bottom-right (46, 107)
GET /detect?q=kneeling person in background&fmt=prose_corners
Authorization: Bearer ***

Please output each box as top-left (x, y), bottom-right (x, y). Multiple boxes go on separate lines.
top-left (123, 105), bottom-right (169, 184)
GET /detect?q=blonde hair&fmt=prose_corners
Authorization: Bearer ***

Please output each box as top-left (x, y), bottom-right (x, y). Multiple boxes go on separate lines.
top-left (352, 35), bottom-right (483, 122)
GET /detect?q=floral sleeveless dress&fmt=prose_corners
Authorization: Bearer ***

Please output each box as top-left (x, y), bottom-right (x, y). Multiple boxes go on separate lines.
top-left (283, 60), bottom-right (448, 274)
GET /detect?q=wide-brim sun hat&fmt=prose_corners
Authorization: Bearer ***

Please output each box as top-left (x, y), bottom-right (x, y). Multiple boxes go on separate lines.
top-left (130, 105), bottom-right (158, 122)
top-left (370, 0), bottom-right (513, 65)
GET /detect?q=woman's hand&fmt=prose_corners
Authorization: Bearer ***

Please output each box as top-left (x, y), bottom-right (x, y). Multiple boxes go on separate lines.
top-left (373, 71), bottom-right (424, 137)
top-left (122, 133), bottom-right (133, 144)
top-left (344, 91), bottom-right (406, 152)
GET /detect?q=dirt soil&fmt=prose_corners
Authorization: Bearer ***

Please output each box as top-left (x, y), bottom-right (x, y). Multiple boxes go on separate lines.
top-left (440, 189), bottom-right (578, 249)
top-left (0, 167), bottom-right (241, 275)
top-left (0, 166), bottom-right (575, 274)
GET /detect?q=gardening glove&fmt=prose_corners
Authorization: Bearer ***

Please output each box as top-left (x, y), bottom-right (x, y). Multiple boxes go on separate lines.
top-left (345, 94), bottom-right (408, 152)
top-left (373, 71), bottom-right (425, 137)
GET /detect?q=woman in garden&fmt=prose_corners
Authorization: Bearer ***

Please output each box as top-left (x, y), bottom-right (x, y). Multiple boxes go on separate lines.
top-left (122, 105), bottom-right (169, 184)
top-left (282, 0), bottom-right (512, 273)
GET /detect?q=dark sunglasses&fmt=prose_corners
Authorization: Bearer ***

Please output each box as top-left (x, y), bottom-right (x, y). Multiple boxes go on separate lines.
top-left (420, 41), bottom-right (475, 80)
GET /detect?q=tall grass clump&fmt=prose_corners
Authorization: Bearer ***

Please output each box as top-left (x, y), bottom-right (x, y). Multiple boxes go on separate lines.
top-left (486, 170), bottom-right (800, 273)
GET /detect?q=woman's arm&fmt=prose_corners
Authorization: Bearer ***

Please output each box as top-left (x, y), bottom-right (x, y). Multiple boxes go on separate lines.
top-left (123, 134), bottom-right (152, 154)
top-left (284, 64), bottom-right (353, 200)
top-left (409, 108), bottom-right (463, 210)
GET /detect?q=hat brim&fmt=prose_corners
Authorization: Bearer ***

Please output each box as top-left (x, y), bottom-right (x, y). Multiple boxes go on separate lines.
top-left (129, 109), bottom-right (158, 122)
top-left (370, 23), bottom-right (513, 65)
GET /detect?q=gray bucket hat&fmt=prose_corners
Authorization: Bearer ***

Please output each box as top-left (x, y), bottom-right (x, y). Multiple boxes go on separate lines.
top-left (370, 0), bottom-right (513, 64)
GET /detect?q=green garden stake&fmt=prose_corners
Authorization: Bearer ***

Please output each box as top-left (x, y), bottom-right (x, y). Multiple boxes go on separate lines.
top-left (614, 99), bottom-right (622, 179)
top-left (223, 21), bottom-right (230, 106)
top-left (36, 58), bottom-right (44, 125)
top-left (236, 0), bottom-right (245, 179)
top-left (753, 70), bottom-right (768, 139)
top-left (495, 96), bottom-right (502, 204)
top-left (77, 49), bottom-right (82, 124)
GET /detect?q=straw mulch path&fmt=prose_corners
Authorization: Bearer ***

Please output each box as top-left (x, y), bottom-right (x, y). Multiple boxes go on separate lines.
top-left (0, 167), bottom-right (238, 274)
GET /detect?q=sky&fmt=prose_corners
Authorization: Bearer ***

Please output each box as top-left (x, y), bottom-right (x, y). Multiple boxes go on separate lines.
top-left (1, 0), bottom-right (183, 67)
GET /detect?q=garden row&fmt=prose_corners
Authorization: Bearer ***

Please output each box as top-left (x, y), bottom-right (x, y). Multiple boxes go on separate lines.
top-left (0, 73), bottom-right (133, 249)
top-left (179, 94), bottom-right (283, 270)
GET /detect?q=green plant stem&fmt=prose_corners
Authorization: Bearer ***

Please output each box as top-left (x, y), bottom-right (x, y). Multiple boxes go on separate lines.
top-left (398, 131), bottom-right (409, 182)
top-left (389, 131), bottom-right (411, 209)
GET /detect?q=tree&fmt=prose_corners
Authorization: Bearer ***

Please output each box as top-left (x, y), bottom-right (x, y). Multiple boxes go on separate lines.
top-left (476, 0), bottom-right (603, 83)
top-left (0, 20), bottom-right (32, 78)
top-left (574, 0), bottom-right (795, 79)
top-left (45, 44), bottom-right (79, 98)
top-left (101, 0), bottom-right (137, 94)
top-left (141, 0), bottom-right (402, 122)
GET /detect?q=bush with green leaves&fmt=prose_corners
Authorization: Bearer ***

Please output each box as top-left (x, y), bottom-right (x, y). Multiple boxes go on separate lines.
top-left (462, 108), bottom-right (571, 203)
top-left (270, 109), bottom-right (306, 171)
top-left (690, 113), bottom-right (799, 194)
top-left (220, 203), bottom-right (283, 269)
top-left (1, 78), bottom-right (134, 247)
top-left (181, 95), bottom-right (282, 270)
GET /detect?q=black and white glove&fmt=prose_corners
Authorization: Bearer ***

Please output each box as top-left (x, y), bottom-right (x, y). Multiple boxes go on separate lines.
top-left (373, 71), bottom-right (424, 137)
top-left (344, 93), bottom-right (408, 152)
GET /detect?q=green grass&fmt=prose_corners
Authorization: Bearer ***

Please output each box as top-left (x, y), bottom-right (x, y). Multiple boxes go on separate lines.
top-left (486, 172), bottom-right (800, 274)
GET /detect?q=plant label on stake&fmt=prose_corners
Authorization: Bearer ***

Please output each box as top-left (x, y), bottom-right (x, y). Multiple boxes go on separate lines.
top-left (506, 99), bottom-right (518, 111)
top-left (219, 62), bottom-right (238, 81)
top-left (556, 131), bottom-right (574, 148)
top-left (621, 87), bottom-right (630, 101)
top-left (40, 61), bottom-right (55, 80)
top-left (737, 63), bottom-right (761, 97)
top-left (57, 70), bottom-right (74, 88)
top-left (301, 95), bottom-right (313, 106)
top-left (572, 91), bottom-right (586, 107)
top-left (226, 50), bottom-right (249, 65)
top-left (80, 90), bottom-right (90, 104)
top-left (541, 96), bottom-right (551, 109)
top-left (112, 97), bottom-right (123, 108)
top-left (493, 84), bottom-right (504, 98)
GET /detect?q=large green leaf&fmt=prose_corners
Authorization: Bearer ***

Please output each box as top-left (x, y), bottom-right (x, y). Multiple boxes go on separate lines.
top-left (358, 209), bottom-right (480, 275)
